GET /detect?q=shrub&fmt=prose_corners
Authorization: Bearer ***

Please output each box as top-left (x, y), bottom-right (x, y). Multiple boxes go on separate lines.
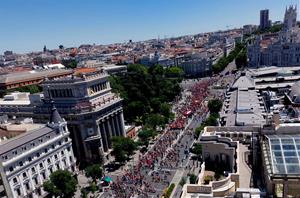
top-left (164, 183), bottom-right (175, 198)
top-left (204, 175), bottom-right (213, 184)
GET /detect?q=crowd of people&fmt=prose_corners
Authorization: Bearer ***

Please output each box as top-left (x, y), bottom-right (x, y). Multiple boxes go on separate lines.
top-left (110, 79), bottom-right (216, 198)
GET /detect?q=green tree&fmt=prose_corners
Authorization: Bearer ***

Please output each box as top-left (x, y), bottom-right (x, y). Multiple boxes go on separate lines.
top-left (195, 126), bottom-right (204, 138)
top-left (43, 170), bottom-right (77, 198)
top-left (212, 43), bottom-right (245, 74)
top-left (85, 164), bottom-right (103, 182)
top-left (138, 129), bottom-right (156, 145)
top-left (235, 49), bottom-right (248, 69)
top-left (165, 66), bottom-right (184, 78)
top-left (111, 137), bottom-right (137, 163)
top-left (61, 59), bottom-right (77, 69)
top-left (109, 64), bottom-right (182, 124)
top-left (189, 174), bottom-right (197, 184)
top-left (191, 143), bottom-right (202, 155)
top-left (208, 99), bottom-right (223, 114)
top-left (145, 114), bottom-right (165, 130)
top-left (159, 103), bottom-right (171, 120)
top-left (59, 45), bottom-right (64, 50)
top-left (11, 84), bottom-right (42, 94)
top-left (179, 177), bottom-right (186, 187)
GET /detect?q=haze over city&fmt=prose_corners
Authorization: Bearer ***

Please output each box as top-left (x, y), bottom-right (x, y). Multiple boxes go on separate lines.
top-left (0, 0), bottom-right (295, 53)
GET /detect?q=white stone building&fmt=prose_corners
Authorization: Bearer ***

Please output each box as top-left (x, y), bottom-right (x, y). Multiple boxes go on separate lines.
top-left (0, 106), bottom-right (76, 198)
top-left (248, 5), bottom-right (300, 67)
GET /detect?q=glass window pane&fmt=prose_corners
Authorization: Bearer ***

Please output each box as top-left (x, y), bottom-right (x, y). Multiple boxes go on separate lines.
top-left (271, 145), bottom-right (281, 150)
top-left (285, 157), bottom-right (299, 164)
top-left (274, 157), bottom-right (284, 163)
top-left (281, 139), bottom-right (293, 144)
top-left (282, 145), bottom-right (296, 150)
top-left (294, 139), bottom-right (300, 144)
top-left (286, 165), bottom-right (300, 174)
top-left (273, 151), bottom-right (282, 157)
top-left (284, 151), bottom-right (297, 157)
top-left (270, 139), bottom-right (280, 144)
top-left (274, 164), bottom-right (286, 174)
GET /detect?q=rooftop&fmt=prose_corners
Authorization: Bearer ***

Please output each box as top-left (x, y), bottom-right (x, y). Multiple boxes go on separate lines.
top-left (266, 134), bottom-right (300, 175)
top-left (0, 69), bottom-right (73, 85)
top-left (0, 124), bottom-right (49, 155)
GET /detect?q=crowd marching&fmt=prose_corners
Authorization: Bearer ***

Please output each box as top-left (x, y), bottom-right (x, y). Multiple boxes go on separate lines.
top-left (110, 79), bottom-right (215, 198)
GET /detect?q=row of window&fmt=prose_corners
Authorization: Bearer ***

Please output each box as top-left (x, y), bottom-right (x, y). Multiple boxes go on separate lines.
top-left (49, 89), bottom-right (74, 98)
top-left (89, 82), bottom-right (108, 94)
top-left (12, 156), bottom-right (73, 187)
top-left (2, 134), bottom-right (55, 162)
top-left (7, 140), bottom-right (71, 173)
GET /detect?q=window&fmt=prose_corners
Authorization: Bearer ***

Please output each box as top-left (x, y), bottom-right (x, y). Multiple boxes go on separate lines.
top-left (44, 148), bottom-right (48, 153)
top-left (28, 157), bottom-right (32, 162)
top-left (49, 168), bottom-right (53, 173)
top-left (56, 164), bottom-right (60, 170)
top-left (22, 172), bottom-right (27, 178)
top-left (9, 166), bottom-right (14, 172)
top-left (47, 158), bottom-right (51, 164)
top-left (61, 151), bottom-right (64, 155)
top-left (25, 183), bottom-right (30, 190)
top-left (39, 163), bottom-right (44, 169)
top-left (52, 145), bottom-right (55, 149)
top-left (34, 177), bottom-right (38, 185)
top-left (31, 167), bottom-right (35, 173)
top-left (13, 177), bottom-right (17, 184)
top-left (58, 141), bottom-right (62, 146)
top-left (42, 172), bottom-right (46, 180)
top-left (69, 156), bottom-right (73, 163)
top-left (3, 156), bottom-right (8, 160)
top-left (65, 138), bottom-right (68, 142)
top-left (36, 152), bottom-right (40, 157)
top-left (16, 188), bottom-right (21, 196)
top-left (19, 161), bottom-right (23, 167)
top-left (37, 188), bottom-right (41, 195)
top-left (67, 147), bottom-right (71, 152)
top-left (13, 150), bottom-right (18, 155)
top-left (54, 154), bottom-right (58, 160)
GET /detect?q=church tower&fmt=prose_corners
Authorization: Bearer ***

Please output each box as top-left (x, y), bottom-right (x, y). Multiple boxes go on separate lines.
top-left (283, 5), bottom-right (297, 31)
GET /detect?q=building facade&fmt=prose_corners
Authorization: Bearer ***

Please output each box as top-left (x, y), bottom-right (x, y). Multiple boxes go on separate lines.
top-left (0, 107), bottom-right (76, 198)
top-left (260, 9), bottom-right (271, 30)
top-left (248, 5), bottom-right (300, 68)
top-left (283, 5), bottom-right (297, 32)
top-left (178, 54), bottom-right (212, 78)
top-left (0, 70), bottom-right (126, 163)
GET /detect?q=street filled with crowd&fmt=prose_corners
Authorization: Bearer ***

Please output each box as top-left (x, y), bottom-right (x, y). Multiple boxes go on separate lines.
top-left (108, 78), bottom-right (216, 198)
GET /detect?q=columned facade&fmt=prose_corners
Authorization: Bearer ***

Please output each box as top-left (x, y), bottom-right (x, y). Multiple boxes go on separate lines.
top-left (0, 70), bottom-right (126, 163)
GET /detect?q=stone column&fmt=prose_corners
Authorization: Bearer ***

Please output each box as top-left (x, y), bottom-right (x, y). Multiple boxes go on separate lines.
top-left (35, 166), bottom-right (43, 186)
top-left (110, 116), bottom-right (117, 137)
top-left (104, 119), bottom-right (112, 149)
top-left (119, 112), bottom-right (126, 137)
top-left (113, 114), bottom-right (120, 136)
top-left (19, 177), bottom-right (26, 197)
top-left (80, 124), bottom-right (90, 160)
top-left (99, 121), bottom-right (109, 152)
top-left (28, 171), bottom-right (35, 192)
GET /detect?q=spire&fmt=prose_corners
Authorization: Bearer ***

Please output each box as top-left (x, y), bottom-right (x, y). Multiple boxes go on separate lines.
top-left (49, 100), bottom-right (63, 124)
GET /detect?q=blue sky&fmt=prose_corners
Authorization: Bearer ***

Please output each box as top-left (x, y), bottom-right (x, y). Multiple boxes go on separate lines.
top-left (0, 0), bottom-right (297, 54)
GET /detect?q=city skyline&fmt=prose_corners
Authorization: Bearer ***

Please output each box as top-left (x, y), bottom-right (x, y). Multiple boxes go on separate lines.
top-left (0, 0), bottom-right (297, 54)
